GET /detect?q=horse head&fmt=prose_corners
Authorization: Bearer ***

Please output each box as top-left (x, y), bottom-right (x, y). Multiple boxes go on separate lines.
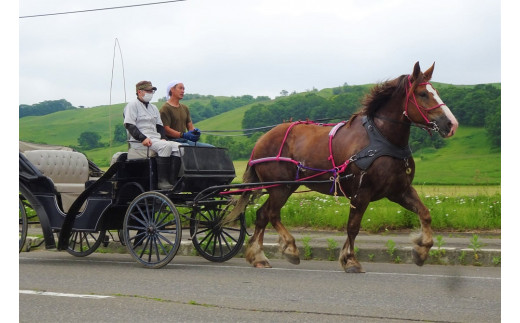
top-left (405, 62), bottom-right (458, 137)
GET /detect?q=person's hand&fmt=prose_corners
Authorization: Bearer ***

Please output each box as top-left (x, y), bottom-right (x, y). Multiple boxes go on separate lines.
top-left (182, 130), bottom-right (200, 142)
top-left (142, 138), bottom-right (152, 147)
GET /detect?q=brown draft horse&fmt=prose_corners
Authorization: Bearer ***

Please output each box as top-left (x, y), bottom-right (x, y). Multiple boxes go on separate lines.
top-left (223, 62), bottom-right (458, 273)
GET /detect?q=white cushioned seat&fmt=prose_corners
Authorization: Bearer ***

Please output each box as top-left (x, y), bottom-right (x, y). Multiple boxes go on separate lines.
top-left (24, 150), bottom-right (89, 212)
top-left (127, 147), bottom-right (157, 160)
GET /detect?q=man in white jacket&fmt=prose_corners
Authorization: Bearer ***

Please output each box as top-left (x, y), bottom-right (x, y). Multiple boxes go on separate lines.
top-left (123, 81), bottom-right (181, 189)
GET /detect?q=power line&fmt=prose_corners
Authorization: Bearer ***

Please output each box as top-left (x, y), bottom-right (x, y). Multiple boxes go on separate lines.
top-left (19, 0), bottom-right (186, 19)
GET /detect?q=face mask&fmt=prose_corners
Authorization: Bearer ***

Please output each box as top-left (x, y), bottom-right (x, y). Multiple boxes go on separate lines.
top-left (142, 92), bottom-right (154, 102)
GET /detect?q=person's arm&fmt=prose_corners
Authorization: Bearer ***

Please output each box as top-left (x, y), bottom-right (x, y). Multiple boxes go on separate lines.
top-left (164, 125), bottom-right (183, 139)
top-left (187, 121), bottom-right (195, 132)
top-left (156, 124), bottom-right (167, 140)
top-left (125, 123), bottom-right (146, 142)
top-left (125, 123), bottom-right (152, 147)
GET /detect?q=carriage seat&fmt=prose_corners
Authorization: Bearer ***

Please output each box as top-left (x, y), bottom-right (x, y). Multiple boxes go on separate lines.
top-left (24, 150), bottom-right (89, 212)
top-left (127, 147), bottom-right (157, 160)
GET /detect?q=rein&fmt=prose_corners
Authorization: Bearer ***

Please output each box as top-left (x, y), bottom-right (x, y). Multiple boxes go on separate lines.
top-left (404, 75), bottom-right (445, 132)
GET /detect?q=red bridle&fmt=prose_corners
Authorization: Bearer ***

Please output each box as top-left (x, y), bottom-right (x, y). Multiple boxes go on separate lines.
top-left (404, 75), bottom-right (445, 129)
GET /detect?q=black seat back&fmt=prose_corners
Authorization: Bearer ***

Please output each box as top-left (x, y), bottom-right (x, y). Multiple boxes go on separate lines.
top-left (178, 146), bottom-right (235, 192)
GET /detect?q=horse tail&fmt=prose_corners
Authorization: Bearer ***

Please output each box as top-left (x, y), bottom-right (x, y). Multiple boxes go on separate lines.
top-left (221, 165), bottom-right (260, 226)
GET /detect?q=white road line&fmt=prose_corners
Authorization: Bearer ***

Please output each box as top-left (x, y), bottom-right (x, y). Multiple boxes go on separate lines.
top-left (20, 290), bottom-right (113, 299)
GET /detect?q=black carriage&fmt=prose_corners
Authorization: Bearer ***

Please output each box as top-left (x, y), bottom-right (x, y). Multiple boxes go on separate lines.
top-left (19, 142), bottom-right (246, 268)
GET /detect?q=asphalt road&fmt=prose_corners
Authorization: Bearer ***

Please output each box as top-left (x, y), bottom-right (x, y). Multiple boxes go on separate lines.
top-left (19, 251), bottom-right (501, 322)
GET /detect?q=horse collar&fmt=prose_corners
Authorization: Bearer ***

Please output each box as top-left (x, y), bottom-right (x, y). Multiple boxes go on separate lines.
top-left (353, 116), bottom-right (412, 170)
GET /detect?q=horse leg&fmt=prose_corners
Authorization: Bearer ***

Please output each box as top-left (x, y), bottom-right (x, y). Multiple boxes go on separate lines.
top-left (339, 197), bottom-right (369, 273)
top-left (268, 187), bottom-right (300, 265)
top-left (246, 186), bottom-right (298, 267)
top-left (245, 202), bottom-right (272, 268)
top-left (273, 219), bottom-right (300, 265)
top-left (390, 186), bottom-right (433, 266)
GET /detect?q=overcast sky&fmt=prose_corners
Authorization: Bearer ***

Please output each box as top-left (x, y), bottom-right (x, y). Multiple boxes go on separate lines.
top-left (18, 0), bottom-right (503, 108)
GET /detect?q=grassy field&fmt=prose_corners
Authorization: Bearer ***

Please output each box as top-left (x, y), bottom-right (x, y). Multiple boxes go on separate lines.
top-left (240, 187), bottom-right (500, 232)
top-left (413, 127), bottom-right (500, 185)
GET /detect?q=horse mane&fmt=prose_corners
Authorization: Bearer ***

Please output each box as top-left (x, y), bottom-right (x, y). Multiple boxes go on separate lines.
top-left (346, 74), bottom-right (409, 127)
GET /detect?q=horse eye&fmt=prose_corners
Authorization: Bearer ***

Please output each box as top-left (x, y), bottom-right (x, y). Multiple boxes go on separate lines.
top-left (419, 91), bottom-right (428, 98)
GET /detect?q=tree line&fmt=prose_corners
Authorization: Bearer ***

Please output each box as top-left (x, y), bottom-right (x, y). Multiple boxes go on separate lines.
top-left (158, 94), bottom-right (271, 123)
top-left (19, 99), bottom-right (79, 118)
top-left (241, 83), bottom-right (501, 152)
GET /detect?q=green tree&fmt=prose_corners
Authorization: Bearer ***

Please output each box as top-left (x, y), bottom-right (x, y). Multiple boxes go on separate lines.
top-left (485, 107), bottom-right (501, 149)
top-left (78, 131), bottom-right (102, 149)
top-left (19, 99), bottom-right (76, 118)
top-left (113, 124), bottom-right (127, 143)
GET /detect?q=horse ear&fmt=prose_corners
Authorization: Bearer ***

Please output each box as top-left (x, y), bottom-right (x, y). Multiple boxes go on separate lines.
top-left (423, 62), bottom-right (435, 81)
top-left (410, 61), bottom-right (421, 82)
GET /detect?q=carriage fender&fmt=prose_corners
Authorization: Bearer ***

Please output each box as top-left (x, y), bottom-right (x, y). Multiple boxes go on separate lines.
top-left (57, 161), bottom-right (122, 250)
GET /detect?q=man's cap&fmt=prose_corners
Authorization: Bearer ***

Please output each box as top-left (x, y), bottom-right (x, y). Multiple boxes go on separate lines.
top-left (136, 81), bottom-right (157, 91)
top-left (166, 80), bottom-right (182, 98)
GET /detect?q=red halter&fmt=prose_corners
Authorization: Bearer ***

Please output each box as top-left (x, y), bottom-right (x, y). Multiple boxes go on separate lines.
top-left (404, 75), bottom-right (445, 127)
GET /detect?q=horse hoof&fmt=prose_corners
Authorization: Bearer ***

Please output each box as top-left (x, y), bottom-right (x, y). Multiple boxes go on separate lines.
top-left (254, 261), bottom-right (272, 268)
top-left (412, 249), bottom-right (425, 266)
top-left (283, 253), bottom-right (301, 265)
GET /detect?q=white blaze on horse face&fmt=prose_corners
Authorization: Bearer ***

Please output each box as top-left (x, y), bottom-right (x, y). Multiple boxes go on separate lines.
top-left (426, 84), bottom-right (459, 136)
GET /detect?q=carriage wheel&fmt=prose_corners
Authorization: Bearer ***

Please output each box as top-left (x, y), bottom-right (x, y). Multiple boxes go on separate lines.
top-left (65, 230), bottom-right (107, 257)
top-left (19, 197), bottom-right (28, 253)
top-left (118, 229), bottom-right (126, 246)
top-left (190, 198), bottom-right (246, 262)
top-left (123, 192), bottom-right (182, 269)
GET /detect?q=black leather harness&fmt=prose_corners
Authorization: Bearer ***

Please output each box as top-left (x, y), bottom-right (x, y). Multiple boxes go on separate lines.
top-left (353, 116), bottom-right (412, 170)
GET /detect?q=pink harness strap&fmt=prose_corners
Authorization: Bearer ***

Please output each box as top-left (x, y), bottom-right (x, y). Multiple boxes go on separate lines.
top-left (249, 120), bottom-right (345, 167)
top-left (243, 120), bottom-right (352, 194)
top-left (328, 122), bottom-right (345, 169)
top-left (249, 156), bottom-right (299, 166)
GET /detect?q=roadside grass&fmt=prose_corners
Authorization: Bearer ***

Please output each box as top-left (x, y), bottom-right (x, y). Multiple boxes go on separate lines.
top-left (243, 189), bottom-right (500, 232)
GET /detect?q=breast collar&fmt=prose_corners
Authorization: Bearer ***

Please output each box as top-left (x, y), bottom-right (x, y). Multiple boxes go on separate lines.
top-left (353, 115), bottom-right (412, 170)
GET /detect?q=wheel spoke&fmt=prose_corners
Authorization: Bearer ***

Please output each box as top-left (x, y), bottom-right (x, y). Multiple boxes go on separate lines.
top-left (194, 226), bottom-right (211, 236)
top-left (137, 235), bottom-right (151, 258)
top-left (154, 235), bottom-right (170, 255)
top-left (130, 231), bottom-right (147, 247)
top-left (155, 209), bottom-right (173, 228)
top-left (129, 211), bottom-right (148, 228)
top-left (199, 230), bottom-right (215, 250)
top-left (216, 232), bottom-right (224, 256)
top-left (221, 230), bottom-right (238, 247)
top-left (66, 230), bottom-right (106, 257)
top-left (156, 231), bottom-right (175, 247)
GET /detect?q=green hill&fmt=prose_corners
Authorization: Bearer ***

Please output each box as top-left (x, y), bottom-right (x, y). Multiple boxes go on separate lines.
top-left (196, 104), bottom-right (252, 132)
top-left (19, 87), bottom-right (500, 185)
top-left (413, 127), bottom-right (500, 185)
